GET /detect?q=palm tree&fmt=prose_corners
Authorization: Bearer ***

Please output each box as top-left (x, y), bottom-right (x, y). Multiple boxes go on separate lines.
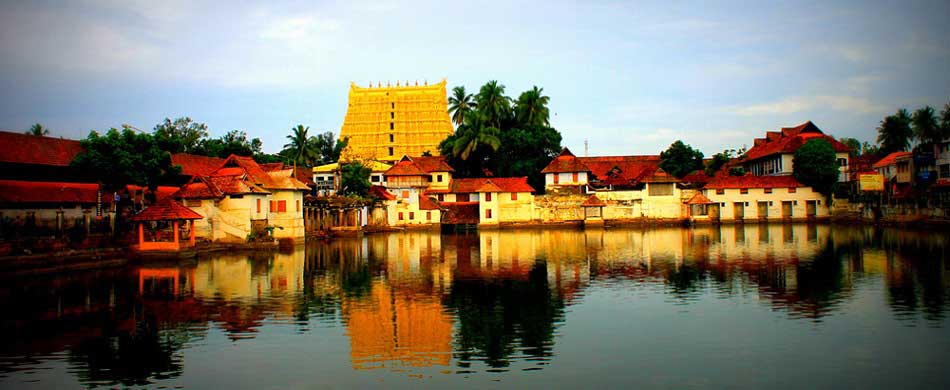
top-left (940, 102), bottom-right (950, 140)
top-left (448, 86), bottom-right (475, 127)
top-left (912, 106), bottom-right (941, 151)
top-left (284, 125), bottom-right (318, 167)
top-left (26, 123), bottom-right (49, 136)
top-left (514, 86), bottom-right (550, 127)
top-left (876, 109), bottom-right (914, 155)
top-left (476, 80), bottom-right (511, 129)
top-left (450, 111), bottom-right (501, 161)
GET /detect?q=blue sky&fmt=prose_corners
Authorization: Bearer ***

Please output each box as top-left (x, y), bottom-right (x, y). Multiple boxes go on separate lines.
top-left (1, 0), bottom-right (948, 155)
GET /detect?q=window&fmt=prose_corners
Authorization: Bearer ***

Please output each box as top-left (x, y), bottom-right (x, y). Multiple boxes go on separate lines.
top-left (229, 194), bottom-right (244, 199)
top-left (186, 199), bottom-right (201, 207)
top-left (270, 200), bottom-right (276, 212)
top-left (296, 200), bottom-right (300, 212)
top-left (788, 187), bottom-right (797, 193)
top-left (485, 192), bottom-right (492, 202)
top-left (426, 211), bottom-right (432, 221)
top-left (398, 212), bottom-right (404, 220)
top-left (553, 174), bottom-right (559, 184)
top-left (391, 102), bottom-right (394, 109)
top-left (648, 183), bottom-right (673, 196)
top-left (371, 175), bottom-right (381, 182)
top-left (485, 209), bottom-right (492, 219)
top-left (437, 174), bottom-right (443, 183)
top-left (437, 194), bottom-right (444, 201)
top-left (511, 192), bottom-right (518, 201)
top-left (278, 200), bottom-right (287, 212)
top-left (390, 112), bottom-right (394, 119)
top-left (572, 172), bottom-right (578, 182)
top-left (409, 212), bottom-right (414, 220)
top-left (389, 134), bottom-right (394, 142)
top-left (764, 188), bottom-right (772, 194)
top-left (838, 158), bottom-right (848, 167)
top-left (740, 188), bottom-right (748, 194)
top-left (401, 190), bottom-right (409, 198)
top-left (257, 199), bottom-right (261, 213)
top-left (388, 147), bottom-right (394, 156)
top-left (716, 188), bottom-right (725, 195)
top-left (389, 122), bottom-right (394, 130)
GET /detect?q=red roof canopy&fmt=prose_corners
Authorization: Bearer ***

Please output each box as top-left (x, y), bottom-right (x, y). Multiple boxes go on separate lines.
top-left (578, 155), bottom-right (667, 187)
top-left (131, 199), bottom-right (203, 221)
top-left (541, 148), bottom-right (591, 174)
top-left (368, 185), bottom-right (396, 200)
top-left (704, 175), bottom-right (803, 189)
top-left (871, 151), bottom-right (912, 169)
top-left (171, 153), bottom-right (226, 177)
top-left (0, 180), bottom-right (102, 204)
top-left (0, 131), bottom-right (84, 166)
top-left (581, 194), bottom-right (606, 207)
top-left (743, 121), bottom-right (850, 162)
top-left (451, 177), bottom-right (535, 193)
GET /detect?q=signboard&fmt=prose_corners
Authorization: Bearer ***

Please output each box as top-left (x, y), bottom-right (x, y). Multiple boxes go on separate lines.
top-left (858, 173), bottom-right (884, 191)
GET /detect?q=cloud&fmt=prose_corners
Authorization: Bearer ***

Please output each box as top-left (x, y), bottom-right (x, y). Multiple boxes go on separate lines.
top-left (733, 95), bottom-right (885, 116)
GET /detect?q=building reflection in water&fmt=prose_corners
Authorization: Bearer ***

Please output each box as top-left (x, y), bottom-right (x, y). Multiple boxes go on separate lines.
top-left (0, 224), bottom-right (947, 385)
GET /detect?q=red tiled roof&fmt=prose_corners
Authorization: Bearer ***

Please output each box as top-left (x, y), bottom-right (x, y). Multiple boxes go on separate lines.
top-left (680, 170), bottom-right (713, 184)
top-left (742, 122), bottom-right (850, 161)
top-left (368, 185), bottom-right (396, 200)
top-left (384, 158), bottom-right (428, 176)
top-left (173, 175), bottom-right (269, 199)
top-left (412, 156), bottom-right (455, 173)
top-left (171, 153), bottom-right (226, 177)
top-left (577, 155), bottom-right (666, 187)
top-left (0, 180), bottom-right (102, 204)
top-left (541, 147), bottom-right (591, 173)
top-left (0, 131), bottom-right (84, 166)
top-left (686, 192), bottom-right (714, 205)
top-left (451, 177), bottom-right (535, 193)
top-left (259, 162), bottom-right (284, 171)
top-left (131, 199), bottom-right (203, 221)
top-left (704, 175), bottom-right (803, 189)
top-left (126, 185), bottom-right (180, 201)
top-left (418, 195), bottom-right (441, 210)
top-left (871, 151), bottom-right (912, 169)
top-left (581, 194), bottom-right (606, 207)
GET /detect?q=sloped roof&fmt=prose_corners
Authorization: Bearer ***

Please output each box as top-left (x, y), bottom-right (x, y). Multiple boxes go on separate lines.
top-left (126, 185), bottom-right (180, 201)
top-left (173, 175), bottom-right (270, 199)
top-left (680, 170), bottom-right (713, 184)
top-left (413, 156), bottom-right (454, 173)
top-left (541, 147), bottom-right (591, 173)
top-left (872, 151), bottom-right (912, 169)
top-left (743, 121), bottom-right (850, 161)
top-left (0, 131), bottom-right (84, 166)
top-left (577, 155), bottom-right (667, 187)
top-left (171, 153), bottom-right (226, 177)
top-left (451, 177), bottom-right (535, 193)
top-left (214, 155), bottom-right (277, 188)
top-left (131, 199), bottom-right (203, 221)
top-left (418, 195), bottom-right (441, 210)
top-left (266, 169), bottom-right (311, 191)
top-left (259, 162), bottom-right (284, 171)
top-left (367, 185), bottom-right (396, 200)
top-left (686, 192), bottom-right (714, 205)
top-left (384, 157), bottom-right (428, 176)
top-left (704, 175), bottom-right (803, 189)
top-left (581, 194), bottom-right (606, 207)
top-left (0, 180), bottom-right (101, 204)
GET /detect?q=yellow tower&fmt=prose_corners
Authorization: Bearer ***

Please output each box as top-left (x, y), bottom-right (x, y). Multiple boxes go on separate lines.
top-left (339, 79), bottom-right (455, 163)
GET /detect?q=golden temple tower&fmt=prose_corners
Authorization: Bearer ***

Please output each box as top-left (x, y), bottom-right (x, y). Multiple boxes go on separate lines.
top-left (338, 79), bottom-right (455, 163)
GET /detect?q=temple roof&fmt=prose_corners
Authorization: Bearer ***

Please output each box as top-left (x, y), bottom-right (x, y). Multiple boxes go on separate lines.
top-left (686, 192), bottom-right (714, 205)
top-left (0, 180), bottom-right (103, 204)
top-left (541, 148), bottom-right (591, 173)
top-left (131, 199), bottom-right (203, 221)
top-left (743, 121), bottom-right (850, 162)
top-left (578, 155), bottom-right (672, 187)
top-left (581, 194), bottom-right (606, 207)
top-left (450, 177), bottom-right (535, 193)
top-left (171, 153), bottom-right (226, 177)
top-left (704, 175), bottom-right (803, 189)
top-left (368, 185), bottom-right (396, 200)
top-left (0, 131), bottom-right (84, 166)
top-left (418, 195), bottom-right (441, 210)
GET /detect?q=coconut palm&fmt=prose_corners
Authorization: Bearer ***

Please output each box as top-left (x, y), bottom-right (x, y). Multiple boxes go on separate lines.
top-left (26, 123), bottom-right (49, 136)
top-left (448, 86), bottom-right (475, 127)
top-left (284, 124), bottom-right (318, 167)
top-left (450, 111), bottom-right (501, 161)
top-left (475, 80), bottom-right (511, 129)
top-left (912, 106), bottom-right (941, 149)
top-left (515, 86), bottom-right (551, 127)
top-left (876, 109), bottom-right (914, 155)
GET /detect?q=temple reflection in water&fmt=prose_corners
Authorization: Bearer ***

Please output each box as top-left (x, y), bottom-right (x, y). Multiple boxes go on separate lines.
top-left (1, 224), bottom-right (948, 386)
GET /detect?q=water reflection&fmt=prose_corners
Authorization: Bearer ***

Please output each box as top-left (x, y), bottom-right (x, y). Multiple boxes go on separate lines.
top-left (0, 224), bottom-right (948, 387)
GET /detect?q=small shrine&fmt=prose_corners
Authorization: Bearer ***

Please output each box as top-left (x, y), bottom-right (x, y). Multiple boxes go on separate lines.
top-left (131, 199), bottom-right (203, 251)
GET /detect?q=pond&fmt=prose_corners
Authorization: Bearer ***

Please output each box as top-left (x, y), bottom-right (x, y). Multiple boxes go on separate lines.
top-left (1, 224), bottom-right (948, 389)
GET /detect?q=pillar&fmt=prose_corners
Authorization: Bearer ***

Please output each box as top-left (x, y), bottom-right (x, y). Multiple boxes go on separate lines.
top-left (173, 221), bottom-right (180, 246)
top-left (189, 220), bottom-right (195, 246)
top-left (138, 223), bottom-right (144, 246)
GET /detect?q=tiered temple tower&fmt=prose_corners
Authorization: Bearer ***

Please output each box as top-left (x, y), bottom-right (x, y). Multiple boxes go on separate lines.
top-left (338, 79), bottom-right (454, 163)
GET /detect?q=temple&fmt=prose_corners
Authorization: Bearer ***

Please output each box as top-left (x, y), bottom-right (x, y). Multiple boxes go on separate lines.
top-left (338, 79), bottom-right (454, 162)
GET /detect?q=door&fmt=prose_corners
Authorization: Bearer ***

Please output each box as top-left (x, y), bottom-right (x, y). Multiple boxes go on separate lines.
top-left (806, 200), bottom-right (817, 218)
top-left (709, 203), bottom-right (720, 221)
top-left (758, 201), bottom-right (768, 219)
top-left (782, 201), bottom-right (793, 219)
top-left (733, 202), bottom-right (744, 221)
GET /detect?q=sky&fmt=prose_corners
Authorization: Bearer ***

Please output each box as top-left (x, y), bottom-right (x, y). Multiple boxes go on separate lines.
top-left (1, 0), bottom-right (948, 156)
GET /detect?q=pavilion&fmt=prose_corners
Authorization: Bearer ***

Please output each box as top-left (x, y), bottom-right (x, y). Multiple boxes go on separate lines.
top-left (131, 199), bottom-right (203, 251)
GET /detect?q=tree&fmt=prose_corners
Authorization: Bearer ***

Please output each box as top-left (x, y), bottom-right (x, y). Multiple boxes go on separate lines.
top-left (311, 131), bottom-right (347, 166)
top-left (941, 102), bottom-right (950, 135)
top-left (339, 161), bottom-right (371, 197)
top-left (72, 128), bottom-right (181, 192)
top-left (912, 106), bottom-right (944, 153)
top-left (495, 125), bottom-right (562, 191)
top-left (514, 86), bottom-right (550, 127)
top-left (448, 86), bottom-right (475, 127)
top-left (475, 80), bottom-right (511, 129)
top-left (876, 109), bottom-right (913, 155)
top-left (26, 123), bottom-right (49, 136)
top-left (838, 137), bottom-right (862, 157)
top-left (705, 149), bottom-right (735, 177)
top-left (153, 117), bottom-right (209, 153)
top-left (192, 130), bottom-right (263, 158)
top-left (659, 140), bottom-right (704, 179)
top-left (284, 125), bottom-right (319, 168)
top-left (793, 138), bottom-right (839, 198)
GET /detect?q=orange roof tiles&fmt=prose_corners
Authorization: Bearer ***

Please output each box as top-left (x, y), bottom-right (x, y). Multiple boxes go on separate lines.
top-left (581, 194), bottom-right (606, 207)
top-left (541, 148), bottom-right (591, 174)
top-left (578, 155), bottom-right (665, 187)
top-left (450, 177), bottom-right (535, 193)
top-left (412, 156), bottom-right (454, 173)
top-left (418, 195), bottom-right (441, 210)
top-left (131, 199), bottom-right (203, 221)
top-left (686, 192), bottom-right (714, 204)
top-left (742, 121), bottom-right (850, 162)
top-left (0, 180), bottom-right (101, 204)
top-left (0, 131), bottom-right (84, 166)
top-left (368, 185), bottom-right (396, 200)
top-left (704, 175), bottom-right (803, 189)
top-left (871, 151), bottom-right (912, 169)
top-left (385, 158), bottom-right (428, 176)
top-left (171, 153), bottom-right (226, 177)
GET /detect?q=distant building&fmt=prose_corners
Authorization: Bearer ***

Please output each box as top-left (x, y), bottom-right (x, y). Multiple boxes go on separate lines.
top-left (741, 121), bottom-right (851, 182)
top-left (338, 80), bottom-right (455, 162)
top-left (696, 175), bottom-right (829, 222)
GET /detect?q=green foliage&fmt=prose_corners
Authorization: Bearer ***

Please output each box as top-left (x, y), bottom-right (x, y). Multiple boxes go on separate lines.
top-left (861, 142), bottom-right (880, 157)
top-left (72, 128), bottom-right (181, 192)
top-left (448, 86), bottom-right (475, 127)
top-left (838, 137), bottom-right (862, 156)
top-left (659, 140), bottom-right (704, 179)
top-left (496, 125), bottom-right (563, 191)
top-left (192, 130), bottom-right (264, 158)
top-left (912, 106), bottom-right (942, 149)
top-left (941, 102), bottom-right (950, 135)
top-left (705, 149), bottom-right (735, 177)
top-left (876, 109), bottom-right (914, 155)
top-left (514, 86), bottom-right (550, 127)
top-left (476, 80), bottom-right (512, 129)
top-left (339, 161), bottom-right (371, 197)
top-left (728, 166), bottom-right (746, 176)
top-left (153, 117), bottom-right (209, 153)
top-left (793, 139), bottom-right (839, 197)
top-left (313, 132), bottom-right (347, 166)
top-left (26, 123), bottom-right (49, 136)
top-left (281, 125), bottom-right (346, 167)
